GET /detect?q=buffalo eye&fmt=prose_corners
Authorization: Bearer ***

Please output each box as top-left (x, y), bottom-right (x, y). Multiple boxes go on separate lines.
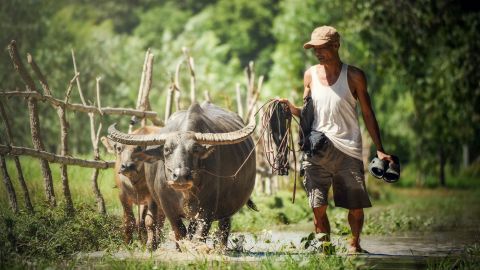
top-left (115, 144), bottom-right (123, 153)
top-left (164, 147), bottom-right (171, 156)
top-left (134, 145), bottom-right (143, 152)
top-left (192, 145), bottom-right (204, 154)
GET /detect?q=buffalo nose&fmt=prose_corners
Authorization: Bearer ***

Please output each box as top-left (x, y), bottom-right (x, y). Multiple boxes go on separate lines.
top-left (171, 167), bottom-right (192, 181)
top-left (120, 162), bottom-right (135, 173)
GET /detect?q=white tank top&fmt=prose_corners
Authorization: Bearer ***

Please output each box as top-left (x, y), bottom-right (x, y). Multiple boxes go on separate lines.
top-left (310, 64), bottom-right (363, 160)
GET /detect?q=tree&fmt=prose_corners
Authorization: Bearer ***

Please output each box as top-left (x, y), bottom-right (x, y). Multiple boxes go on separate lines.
top-left (362, 0), bottom-right (480, 185)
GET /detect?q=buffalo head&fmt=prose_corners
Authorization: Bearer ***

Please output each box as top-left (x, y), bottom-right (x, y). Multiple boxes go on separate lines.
top-left (101, 136), bottom-right (147, 183)
top-left (107, 120), bottom-right (255, 191)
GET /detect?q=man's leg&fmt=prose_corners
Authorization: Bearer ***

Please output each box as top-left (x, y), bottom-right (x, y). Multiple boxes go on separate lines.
top-left (312, 205), bottom-right (330, 241)
top-left (348, 208), bottom-right (364, 252)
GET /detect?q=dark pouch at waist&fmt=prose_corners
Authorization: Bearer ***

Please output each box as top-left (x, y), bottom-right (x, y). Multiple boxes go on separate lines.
top-left (309, 131), bottom-right (329, 155)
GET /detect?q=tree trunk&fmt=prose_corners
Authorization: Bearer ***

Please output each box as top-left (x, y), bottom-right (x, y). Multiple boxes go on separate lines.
top-left (462, 144), bottom-right (469, 168)
top-left (439, 146), bottom-right (446, 187)
top-left (0, 155), bottom-right (19, 213)
top-left (28, 98), bottom-right (56, 207)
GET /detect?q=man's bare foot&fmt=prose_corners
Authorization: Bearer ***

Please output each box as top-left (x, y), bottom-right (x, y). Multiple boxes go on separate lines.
top-left (347, 244), bottom-right (369, 254)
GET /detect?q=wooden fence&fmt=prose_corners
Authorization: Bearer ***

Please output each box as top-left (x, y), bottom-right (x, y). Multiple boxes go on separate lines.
top-left (0, 41), bottom-right (162, 216)
top-left (0, 41), bottom-right (277, 217)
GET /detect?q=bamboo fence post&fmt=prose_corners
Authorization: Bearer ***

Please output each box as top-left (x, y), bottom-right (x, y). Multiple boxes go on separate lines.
top-left (71, 50), bottom-right (106, 215)
top-left (246, 75), bottom-right (263, 122)
top-left (129, 49), bottom-right (150, 133)
top-left (182, 47), bottom-right (196, 104)
top-left (0, 97), bottom-right (34, 214)
top-left (139, 53), bottom-right (154, 127)
top-left (29, 53), bottom-right (76, 216)
top-left (204, 90), bottom-right (211, 102)
top-left (244, 61), bottom-right (255, 110)
top-left (165, 79), bottom-right (175, 122)
top-left (235, 83), bottom-right (243, 118)
top-left (8, 40), bottom-right (56, 207)
top-left (174, 59), bottom-right (183, 111)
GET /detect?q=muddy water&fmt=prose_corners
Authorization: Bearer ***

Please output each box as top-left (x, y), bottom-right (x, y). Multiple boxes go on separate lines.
top-left (83, 227), bottom-right (479, 269)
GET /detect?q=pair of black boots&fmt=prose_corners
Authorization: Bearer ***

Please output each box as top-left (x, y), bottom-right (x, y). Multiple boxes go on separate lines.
top-left (368, 155), bottom-right (401, 183)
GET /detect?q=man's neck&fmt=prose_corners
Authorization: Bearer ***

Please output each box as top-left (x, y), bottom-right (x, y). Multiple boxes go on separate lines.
top-left (319, 59), bottom-right (342, 74)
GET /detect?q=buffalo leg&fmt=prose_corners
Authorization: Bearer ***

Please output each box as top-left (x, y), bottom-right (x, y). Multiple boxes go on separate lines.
top-left (196, 218), bottom-right (212, 243)
top-left (187, 220), bottom-right (198, 240)
top-left (145, 201), bottom-right (158, 250)
top-left (155, 207), bottom-right (166, 243)
top-left (218, 217), bottom-right (231, 248)
top-left (120, 195), bottom-right (135, 244)
top-left (138, 204), bottom-right (148, 243)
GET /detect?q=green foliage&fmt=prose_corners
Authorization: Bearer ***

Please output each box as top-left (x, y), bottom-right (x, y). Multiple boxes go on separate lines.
top-left (0, 203), bottom-right (123, 265)
top-left (361, 0), bottom-right (480, 185)
top-left (427, 244), bottom-right (480, 270)
top-left (232, 191), bottom-right (311, 232)
top-left (1, 0), bottom-right (479, 181)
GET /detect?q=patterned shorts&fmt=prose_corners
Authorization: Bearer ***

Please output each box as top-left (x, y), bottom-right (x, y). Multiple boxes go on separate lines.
top-left (302, 137), bottom-right (372, 209)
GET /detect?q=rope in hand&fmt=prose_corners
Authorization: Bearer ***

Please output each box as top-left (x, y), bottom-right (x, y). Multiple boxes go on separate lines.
top-left (260, 100), bottom-right (298, 203)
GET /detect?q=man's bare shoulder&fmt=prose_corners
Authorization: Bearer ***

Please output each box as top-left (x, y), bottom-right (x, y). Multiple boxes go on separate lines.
top-left (304, 68), bottom-right (312, 80)
top-left (347, 65), bottom-right (366, 82)
top-left (347, 65), bottom-right (367, 91)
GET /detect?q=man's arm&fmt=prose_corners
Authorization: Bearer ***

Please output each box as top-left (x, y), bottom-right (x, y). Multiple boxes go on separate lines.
top-left (278, 69), bottom-right (312, 117)
top-left (349, 66), bottom-right (392, 161)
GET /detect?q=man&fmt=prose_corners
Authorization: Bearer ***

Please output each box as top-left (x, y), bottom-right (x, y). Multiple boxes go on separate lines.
top-left (279, 25), bottom-right (392, 253)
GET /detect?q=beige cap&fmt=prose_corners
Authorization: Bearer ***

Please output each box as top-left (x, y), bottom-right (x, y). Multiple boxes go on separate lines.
top-left (303, 26), bottom-right (340, 49)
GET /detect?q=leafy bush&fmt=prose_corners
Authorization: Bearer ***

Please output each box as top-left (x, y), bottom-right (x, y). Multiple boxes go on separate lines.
top-left (0, 203), bottom-right (123, 265)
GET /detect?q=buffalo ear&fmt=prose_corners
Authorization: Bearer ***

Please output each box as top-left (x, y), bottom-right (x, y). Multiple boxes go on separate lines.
top-left (133, 145), bottom-right (164, 163)
top-left (101, 136), bottom-right (115, 154)
top-left (200, 145), bottom-right (215, 159)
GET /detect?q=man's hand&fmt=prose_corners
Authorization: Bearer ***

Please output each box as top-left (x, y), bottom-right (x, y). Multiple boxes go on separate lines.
top-left (377, 150), bottom-right (393, 164)
top-left (276, 98), bottom-right (300, 117)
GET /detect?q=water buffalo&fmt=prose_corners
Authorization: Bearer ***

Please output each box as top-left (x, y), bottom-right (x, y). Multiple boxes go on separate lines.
top-left (107, 102), bottom-right (256, 248)
top-left (101, 125), bottom-right (165, 249)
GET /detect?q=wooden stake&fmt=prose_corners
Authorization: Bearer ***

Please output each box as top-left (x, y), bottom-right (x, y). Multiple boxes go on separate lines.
top-left (140, 53), bottom-right (154, 126)
top-left (71, 51), bottom-right (106, 215)
top-left (204, 90), bottom-right (211, 102)
top-left (182, 47), bottom-right (196, 104)
top-left (0, 155), bottom-right (18, 214)
top-left (29, 53), bottom-right (75, 215)
top-left (246, 75), bottom-right (263, 122)
top-left (0, 99), bottom-right (33, 213)
top-left (0, 145), bottom-right (114, 169)
top-left (8, 40), bottom-right (56, 207)
top-left (27, 53), bottom-right (52, 96)
top-left (236, 83), bottom-right (243, 118)
top-left (165, 80), bottom-right (175, 122)
top-left (174, 59), bottom-right (183, 111)
top-left (0, 91), bottom-right (159, 118)
top-left (130, 49), bottom-right (151, 132)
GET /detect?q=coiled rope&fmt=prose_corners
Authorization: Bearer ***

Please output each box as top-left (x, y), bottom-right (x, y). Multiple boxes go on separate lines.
top-left (179, 99), bottom-right (300, 203)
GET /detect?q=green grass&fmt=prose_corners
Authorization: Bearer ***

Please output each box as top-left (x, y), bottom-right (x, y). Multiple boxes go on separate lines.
top-left (1, 155), bottom-right (121, 214)
top-left (427, 244), bottom-right (480, 270)
top-left (1, 156), bottom-right (480, 268)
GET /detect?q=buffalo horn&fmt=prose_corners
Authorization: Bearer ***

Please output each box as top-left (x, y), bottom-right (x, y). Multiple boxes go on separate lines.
top-left (107, 124), bottom-right (170, 146)
top-left (193, 120), bottom-right (256, 145)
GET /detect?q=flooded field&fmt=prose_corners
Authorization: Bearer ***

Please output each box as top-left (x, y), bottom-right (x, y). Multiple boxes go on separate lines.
top-left (81, 226), bottom-right (480, 269)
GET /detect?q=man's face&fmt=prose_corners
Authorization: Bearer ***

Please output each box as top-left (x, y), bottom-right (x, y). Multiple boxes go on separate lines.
top-left (312, 41), bottom-right (339, 64)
